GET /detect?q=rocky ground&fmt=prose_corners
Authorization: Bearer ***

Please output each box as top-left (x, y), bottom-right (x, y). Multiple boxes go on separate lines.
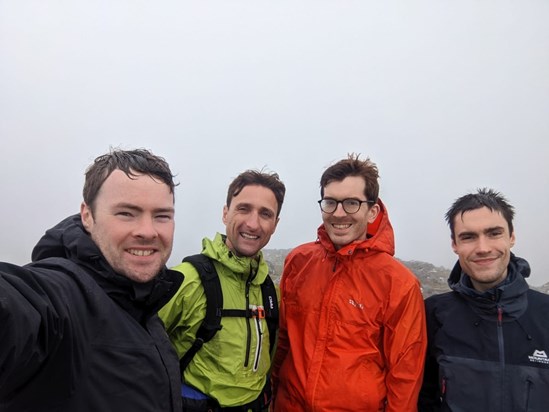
top-left (263, 249), bottom-right (549, 298)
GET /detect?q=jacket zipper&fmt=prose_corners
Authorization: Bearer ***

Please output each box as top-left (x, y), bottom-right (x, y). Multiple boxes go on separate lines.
top-left (496, 305), bottom-right (505, 412)
top-left (244, 269), bottom-right (254, 368)
top-left (252, 306), bottom-right (263, 371)
top-left (441, 376), bottom-right (447, 403)
top-left (525, 378), bottom-right (532, 411)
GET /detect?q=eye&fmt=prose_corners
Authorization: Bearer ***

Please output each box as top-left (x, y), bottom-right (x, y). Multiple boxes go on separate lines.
top-left (261, 210), bottom-right (274, 219)
top-left (344, 199), bottom-right (361, 208)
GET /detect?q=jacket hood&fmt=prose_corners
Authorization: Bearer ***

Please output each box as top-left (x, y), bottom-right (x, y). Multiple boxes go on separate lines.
top-left (30, 214), bottom-right (183, 321)
top-left (201, 232), bottom-right (270, 284)
top-left (448, 253), bottom-right (530, 318)
top-left (316, 198), bottom-right (395, 256)
top-left (32, 214), bottom-right (98, 262)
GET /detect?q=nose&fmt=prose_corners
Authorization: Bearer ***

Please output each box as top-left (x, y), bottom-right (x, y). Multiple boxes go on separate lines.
top-left (476, 235), bottom-right (491, 254)
top-left (134, 216), bottom-right (158, 240)
top-left (332, 202), bottom-right (347, 217)
top-left (244, 211), bottom-right (261, 230)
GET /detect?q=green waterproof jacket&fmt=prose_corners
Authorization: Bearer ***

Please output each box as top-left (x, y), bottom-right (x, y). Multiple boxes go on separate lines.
top-left (159, 233), bottom-right (275, 407)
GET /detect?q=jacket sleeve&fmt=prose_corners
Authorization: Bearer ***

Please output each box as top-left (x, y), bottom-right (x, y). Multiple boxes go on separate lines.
top-left (269, 256), bottom-right (291, 404)
top-left (158, 263), bottom-right (207, 360)
top-left (0, 263), bottom-right (62, 394)
top-left (383, 277), bottom-right (428, 412)
top-left (418, 298), bottom-right (441, 412)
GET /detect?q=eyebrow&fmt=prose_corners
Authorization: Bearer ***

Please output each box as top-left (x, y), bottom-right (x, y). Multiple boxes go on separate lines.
top-left (235, 202), bottom-right (276, 215)
top-left (457, 225), bottom-right (505, 238)
top-left (115, 203), bottom-right (175, 214)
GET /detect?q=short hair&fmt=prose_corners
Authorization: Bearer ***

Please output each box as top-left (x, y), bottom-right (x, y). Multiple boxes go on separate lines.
top-left (445, 188), bottom-right (515, 240)
top-left (320, 153), bottom-right (379, 202)
top-left (226, 169), bottom-right (286, 217)
top-left (83, 148), bottom-right (177, 212)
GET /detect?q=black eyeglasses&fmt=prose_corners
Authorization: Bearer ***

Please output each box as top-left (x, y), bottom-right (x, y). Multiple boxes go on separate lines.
top-left (318, 198), bottom-right (375, 214)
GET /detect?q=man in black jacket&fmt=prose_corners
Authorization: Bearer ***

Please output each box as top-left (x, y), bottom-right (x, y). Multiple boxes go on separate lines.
top-left (0, 148), bottom-right (183, 411)
top-left (418, 188), bottom-right (549, 412)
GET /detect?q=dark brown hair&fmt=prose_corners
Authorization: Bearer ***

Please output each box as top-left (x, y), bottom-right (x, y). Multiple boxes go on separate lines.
top-left (320, 153), bottom-right (379, 202)
top-left (226, 169), bottom-right (286, 217)
top-left (83, 148), bottom-right (176, 212)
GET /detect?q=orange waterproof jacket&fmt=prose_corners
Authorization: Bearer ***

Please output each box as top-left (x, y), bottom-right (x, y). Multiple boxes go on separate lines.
top-left (271, 200), bottom-right (427, 412)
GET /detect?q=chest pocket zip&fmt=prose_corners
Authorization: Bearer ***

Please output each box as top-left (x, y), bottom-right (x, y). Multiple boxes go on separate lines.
top-left (251, 305), bottom-right (264, 371)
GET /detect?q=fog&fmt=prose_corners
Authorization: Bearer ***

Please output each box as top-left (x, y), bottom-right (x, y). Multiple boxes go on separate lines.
top-left (1, 1), bottom-right (548, 285)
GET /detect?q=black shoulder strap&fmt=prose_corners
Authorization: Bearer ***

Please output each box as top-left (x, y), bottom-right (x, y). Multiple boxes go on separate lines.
top-left (261, 275), bottom-right (279, 353)
top-left (179, 254), bottom-right (223, 373)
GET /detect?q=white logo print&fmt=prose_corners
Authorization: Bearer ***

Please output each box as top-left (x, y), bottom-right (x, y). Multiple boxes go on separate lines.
top-left (528, 350), bottom-right (549, 365)
top-left (348, 299), bottom-right (364, 310)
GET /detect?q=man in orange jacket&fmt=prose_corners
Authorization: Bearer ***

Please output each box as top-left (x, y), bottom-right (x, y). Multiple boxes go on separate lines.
top-left (271, 154), bottom-right (427, 411)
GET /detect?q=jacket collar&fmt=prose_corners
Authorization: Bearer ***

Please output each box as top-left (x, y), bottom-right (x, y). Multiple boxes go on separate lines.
top-left (448, 253), bottom-right (530, 319)
top-left (201, 232), bottom-right (270, 284)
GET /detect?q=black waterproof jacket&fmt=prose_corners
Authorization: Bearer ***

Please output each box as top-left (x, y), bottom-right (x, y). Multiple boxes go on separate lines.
top-left (418, 254), bottom-right (549, 412)
top-left (0, 214), bottom-right (183, 411)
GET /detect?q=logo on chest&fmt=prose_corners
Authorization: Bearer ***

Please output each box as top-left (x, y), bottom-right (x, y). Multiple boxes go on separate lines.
top-left (348, 298), bottom-right (364, 310)
top-left (528, 349), bottom-right (549, 365)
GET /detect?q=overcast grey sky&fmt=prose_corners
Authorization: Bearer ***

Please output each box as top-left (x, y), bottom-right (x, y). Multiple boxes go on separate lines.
top-left (1, 1), bottom-right (548, 285)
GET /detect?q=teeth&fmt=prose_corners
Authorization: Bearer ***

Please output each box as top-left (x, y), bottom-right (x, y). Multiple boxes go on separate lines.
top-left (129, 249), bottom-right (154, 256)
top-left (333, 224), bottom-right (351, 229)
top-left (241, 233), bottom-right (259, 240)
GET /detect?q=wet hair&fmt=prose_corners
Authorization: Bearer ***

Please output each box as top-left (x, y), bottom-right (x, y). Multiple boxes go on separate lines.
top-left (83, 148), bottom-right (177, 212)
top-left (226, 169), bottom-right (286, 217)
top-left (445, 188), bottom-right (515, 240)
top-left (320, 153), bottom-right (379, 202)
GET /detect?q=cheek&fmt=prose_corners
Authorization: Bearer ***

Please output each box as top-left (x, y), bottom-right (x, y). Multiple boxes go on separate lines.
top-left (159, 225), bottom-right (175, 241)
top-left (263, 220), bottom-right (278, 235)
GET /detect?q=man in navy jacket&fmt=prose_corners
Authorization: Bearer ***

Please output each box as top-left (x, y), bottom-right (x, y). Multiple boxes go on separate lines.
top-left (419, 188), bottom-right (549, 412)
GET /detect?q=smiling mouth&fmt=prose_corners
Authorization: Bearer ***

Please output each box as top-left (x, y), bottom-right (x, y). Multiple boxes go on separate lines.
top-left (332, 223), bottom-right (351, 229)
top-left (473, 257), bottom-right (498, 265)
top-left (241, 232), bottom-right (260, 240)
top-left (128, 249), bottom-right (155, 256)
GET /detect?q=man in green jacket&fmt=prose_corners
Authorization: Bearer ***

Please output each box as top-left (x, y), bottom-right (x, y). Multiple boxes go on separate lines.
top-left (159, 169), bottom-right (286, 411)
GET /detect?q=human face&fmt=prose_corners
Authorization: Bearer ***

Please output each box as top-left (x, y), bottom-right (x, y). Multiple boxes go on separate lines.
top-left (321, 176), bottom-right (379, 250)
top-left (451, 207), bottom-right (515, 292)
top-left (81, 169), bottom-right (175, 283)
top-left (222, 184), bottom-right (279, 258)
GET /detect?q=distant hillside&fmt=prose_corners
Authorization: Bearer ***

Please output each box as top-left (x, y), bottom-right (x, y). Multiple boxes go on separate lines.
top-left (263, 249), bottom-right (549, 298)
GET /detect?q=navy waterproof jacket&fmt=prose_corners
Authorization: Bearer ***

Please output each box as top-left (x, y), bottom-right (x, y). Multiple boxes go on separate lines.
top-left (0, 214), bottom-right (183, 411)
top-left (418, 254), bottom-right (549, 412)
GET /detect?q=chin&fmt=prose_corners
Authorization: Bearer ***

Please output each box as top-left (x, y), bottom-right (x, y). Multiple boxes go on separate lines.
top-left (236, 247), bottom-right (261, 258)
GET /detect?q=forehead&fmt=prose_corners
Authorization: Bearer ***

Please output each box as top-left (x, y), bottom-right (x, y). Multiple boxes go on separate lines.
top-left (230, 184), bottom-right (277, 210)
top-left (324, 176), bottom-right (366, 197)
top-left (454, 207), bottom-right (507, 232)
top-left (96, 169), bottom-right (174, 206)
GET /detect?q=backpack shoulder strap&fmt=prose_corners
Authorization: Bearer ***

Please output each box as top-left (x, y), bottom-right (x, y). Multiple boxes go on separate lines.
top-left (179, 254), bottom-right (223, 373)
top-left (261, 274), bottom-right (279, 352)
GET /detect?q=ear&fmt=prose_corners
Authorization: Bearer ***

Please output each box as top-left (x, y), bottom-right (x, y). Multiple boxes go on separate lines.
top-left (367, 203), bottom-right (380, 224)
top-left (272, 217), bottom-right (280, 234)
top-left (510, 231), bottom-right (516, 248)
top-left (222, 205), bottom-right (229, 225)
top-left (451, 238), bottom-right (458, 255)
top-left (80, 202), bottom-right (93, 232)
